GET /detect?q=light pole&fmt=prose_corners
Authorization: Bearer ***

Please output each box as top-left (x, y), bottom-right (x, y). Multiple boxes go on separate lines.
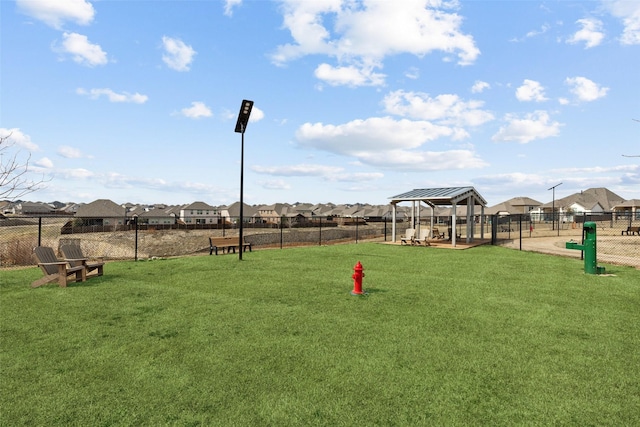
top-left (548, 182), bottom-right (562, 232)
top-left (234, 99), bottom-right (254, 261)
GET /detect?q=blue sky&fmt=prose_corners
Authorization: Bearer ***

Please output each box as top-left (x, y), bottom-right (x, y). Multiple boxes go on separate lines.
top-left (2, 0), bottom-right (639, 207)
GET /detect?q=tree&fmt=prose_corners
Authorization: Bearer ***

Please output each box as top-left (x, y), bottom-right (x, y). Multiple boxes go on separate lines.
top-left (0, 133), bottom-right (48, 200)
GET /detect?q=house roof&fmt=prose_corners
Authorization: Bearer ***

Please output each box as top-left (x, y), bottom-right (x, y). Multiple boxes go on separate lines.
top-left (182, 201), bottom-right (216, 211)
top-left (541, 187), bottom-right (624, 211)
top-left (504, 196), bottom-right (542, 206)
top-left (612, 199), bottom-right (640, 209)
top-left (226, 202), bottom-right (257, 217)
top-left (389, 186), bottom-right (487, 207)
top-left (18, 202), bottom-right (55, 213)
top-left (486, 196), bottom-right (543, 215)
top-left (137, 208), bottom-right (176, 218)
top-left (76, 199), bottom-right (127, 218)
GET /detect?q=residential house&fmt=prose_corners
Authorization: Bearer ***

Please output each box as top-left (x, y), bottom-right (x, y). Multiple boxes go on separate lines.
top-left (75, 199), bottom-right (128, 226)
top-left (611, 199), bottom-right (640, 220)
top-left (12, 201), bottom-right (55, 215)
top-left (1, 200), bottom-right (15, 214)
top-left (135, 206), bottom-right (178, 225)
top-left (309, 203), bottom-right (335, 216)
top-left (179, 201), bottom-right (219, 225)
top-left (255, 203), bottom-right (289, 224)
top-left (531, 187), bottom-right (625, 222)
top-left (225, 202), bottom-right (257, 224)
top-left (486, 197), bottom-right (542, 216)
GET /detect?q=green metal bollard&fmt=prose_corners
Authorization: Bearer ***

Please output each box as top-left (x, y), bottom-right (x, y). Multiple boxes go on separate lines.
top-left (565, 221), bottom-right (605, 274)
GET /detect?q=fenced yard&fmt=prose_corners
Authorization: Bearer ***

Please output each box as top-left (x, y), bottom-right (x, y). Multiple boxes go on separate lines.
top-left (1, 243), bottom-right (639, 425)
top-left (0, 215), bottom-right (389, 266)
top-left (1, 213), bottom-right (638, 269)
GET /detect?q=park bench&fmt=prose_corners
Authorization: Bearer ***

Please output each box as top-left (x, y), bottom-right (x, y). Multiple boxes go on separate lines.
top-left (209, 236), bottom-right (252, 255)
top-left (621, 226), bottom-right (640, 236)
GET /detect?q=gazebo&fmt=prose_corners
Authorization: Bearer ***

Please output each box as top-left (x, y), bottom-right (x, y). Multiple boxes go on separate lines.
top-left (389, 187), bottom-right (487, 247)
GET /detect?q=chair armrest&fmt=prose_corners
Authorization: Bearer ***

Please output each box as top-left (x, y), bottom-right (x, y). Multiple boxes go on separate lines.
top-left (38, 261), bottom-right (68, 266)
top-left (64, 258), bottom-right (88, 263)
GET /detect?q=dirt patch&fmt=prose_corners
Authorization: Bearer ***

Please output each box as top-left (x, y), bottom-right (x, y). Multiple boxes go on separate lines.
top-left (500, 236), bottom-right (640, 269)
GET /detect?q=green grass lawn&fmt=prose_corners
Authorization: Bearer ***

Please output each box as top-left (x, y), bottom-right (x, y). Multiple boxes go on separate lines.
top-left (1, 244), bottom-right (639, 426)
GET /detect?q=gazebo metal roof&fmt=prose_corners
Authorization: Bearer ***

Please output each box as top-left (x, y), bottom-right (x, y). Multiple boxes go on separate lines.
top-left (389, 186), bottom-right (487, 207)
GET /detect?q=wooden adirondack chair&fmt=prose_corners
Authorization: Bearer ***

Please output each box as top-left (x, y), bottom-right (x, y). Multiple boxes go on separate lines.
top-left (413, 229), bottom-right (431, 246)
top-left (400, 228), bottom-right (415, 245)
top-left (32, 246), bottom-right (86, 288)
top-left (60, 244), bottom-right (104, 277)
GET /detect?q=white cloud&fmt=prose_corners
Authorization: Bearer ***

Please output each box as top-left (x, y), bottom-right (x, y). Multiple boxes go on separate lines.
top-left (76, 88), bottom-right (148, 103)
top-left (0, 128), bottom-right (39, 151)
top-left (297, 117), bottom-right (454, 154)
top-left (57, 145), bottom-right (93, 159)
top-left (382, 90), bottom-right (494, 127)
top-left (224, 0), bottom-right (243, 17)
top-left (272, 0), bottom-right (479, 87)
top-left (252, 164), bottom-right (384, 184)
top-left (60, 168), bottom-right (94, 179)
top-left (331, 171), bottom-right (384, 182)
top-left (603, 0), bottom-right (640, 45)
top-left (472, 172), bottom-right (633, 203)
top-left (565, 76), bottom-right (609, 102)
top-left (294, 116), bottom-right (487, 171)
top-left (33, 157), bottom-right (53, 168)
top-left (526, 23), bottom-right (550, 39)
top-left (515, 79), bottom-right (548, 102)
top-left (510, 23), bottom-right (551, 43)
top-left (162, 36), bottom-right (196, 71)
top-left (471, 80), bottom-right (490, 93)
top-left (474, 172), bottom-right (548, 188)
top-left (314, 63), bottom-right (386, 87)
top-left (252, 164), bottom-right (344, 177)
top-left (56, 32), bottom-right (108, 67)
top-left (16, 0), bottom-right (95, 29)
top-left (356, 149), bottom-right (487, 171)
top-left (249, 106), bottom-right (265, 123)
top-left (492, 111), bottom-right (562, 144)
top-left (259, 179), bottom-right (292, 190)
top-left (405, 67), bottom-right (420, 80)
top-left (567, 18), bottom-right (605, 48)
top-left (552, 164), bottom-right (638, 174)
top-left (179, 102), bottom-right (213, 119)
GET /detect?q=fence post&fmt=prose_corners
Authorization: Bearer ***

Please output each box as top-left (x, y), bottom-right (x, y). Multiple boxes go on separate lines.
top-left (319, 217), bottom-right (322, 246)
top-left (491, 214), bottom-right (497, 245)
top-left (280, 217), bottom-right (283, 249)
top-left (519, 214), bottom-right (522, 251)
top-left (355, 218), bottom-right (359, 244)
top-left (134, 217), bottom-right (139, 261)
top-left (384, 217), bottom-right (387, 241)
top-left (38, 216), bottom-right (42, 247)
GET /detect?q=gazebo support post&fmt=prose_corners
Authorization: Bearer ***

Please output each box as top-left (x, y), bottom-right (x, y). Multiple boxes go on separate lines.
top-left (467, 195), bottom-right (473, 244)
top-left (391, 202), bottom-right (397, 242)
top-left (452, 202), bottom-right (457, 247)
top-left (480, 205), bottom-right (485, 239)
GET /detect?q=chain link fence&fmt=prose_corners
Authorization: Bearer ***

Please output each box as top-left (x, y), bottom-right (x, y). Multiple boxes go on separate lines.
top-left (0, 215), bottom-right (395, 267)
top-left (2, 213), bottom-right (638, 269)
top-left (491, 212), bottom-right (640, 268)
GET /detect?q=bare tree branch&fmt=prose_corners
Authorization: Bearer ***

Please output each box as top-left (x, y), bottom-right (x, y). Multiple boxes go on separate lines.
top-left (0, 133), bottom-right (49, 200)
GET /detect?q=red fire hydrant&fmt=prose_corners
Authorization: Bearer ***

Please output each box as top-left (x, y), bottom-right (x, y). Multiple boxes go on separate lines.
top-left (351, 261), bottom-right (365, 295)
